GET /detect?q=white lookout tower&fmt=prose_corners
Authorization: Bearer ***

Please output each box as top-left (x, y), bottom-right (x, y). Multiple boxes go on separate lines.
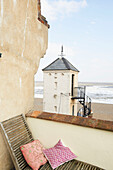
top-left (42, 46), bottom-right (79, 116)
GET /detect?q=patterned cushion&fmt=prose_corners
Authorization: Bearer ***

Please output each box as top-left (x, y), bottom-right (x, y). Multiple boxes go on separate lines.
top-left (43, 140), bottom-right (77, 169)
top-left (20, 140), bottom-right (47, 170)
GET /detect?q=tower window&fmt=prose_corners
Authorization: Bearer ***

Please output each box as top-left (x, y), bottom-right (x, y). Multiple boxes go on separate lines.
top-left (72, 105), bottom-right (74, 116)
top-left (71, 74), bottom-right (74, 96)
top-left (54, 94), bottom-right (57, 98)
top-left (55, 82), bottom-right (57, 89)
top-left (54, 106), bottom-right (57, 112)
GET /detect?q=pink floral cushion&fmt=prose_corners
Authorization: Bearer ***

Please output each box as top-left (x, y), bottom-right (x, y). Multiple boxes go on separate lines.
top-left (20, 140), bottom-right (47, 170)
top-left (43, 140), bottom-right (77, 169)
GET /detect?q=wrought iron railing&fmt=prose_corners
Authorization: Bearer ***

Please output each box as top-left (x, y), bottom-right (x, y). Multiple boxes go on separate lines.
top-left (85, 95), bottom-right (91, 116)
top-left (72, 86), bottom-right (92, 117)
top-left (72, 86), bottom-right (85, 99)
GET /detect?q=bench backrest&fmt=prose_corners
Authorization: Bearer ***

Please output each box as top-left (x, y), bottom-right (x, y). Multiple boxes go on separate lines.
top-left (0, 114), bottom-right (33, 170)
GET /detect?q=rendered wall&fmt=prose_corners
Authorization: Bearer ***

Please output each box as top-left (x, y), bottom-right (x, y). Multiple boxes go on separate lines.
top-left (0, 0), bottom-right (48, 169)
top-left (27, 117), bottom-right (113, 170)
top-left (0, 0), bottom-right (48, 120)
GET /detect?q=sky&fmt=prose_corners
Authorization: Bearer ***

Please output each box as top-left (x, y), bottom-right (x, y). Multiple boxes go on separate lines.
top-left (35, 0), bottom-right (113, 83)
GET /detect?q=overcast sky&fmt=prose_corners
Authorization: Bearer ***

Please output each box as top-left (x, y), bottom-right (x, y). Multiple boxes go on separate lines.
top-left (35, 0), bottom-right (113, 83)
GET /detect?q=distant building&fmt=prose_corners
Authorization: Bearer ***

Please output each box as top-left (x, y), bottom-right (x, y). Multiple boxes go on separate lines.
top-left (42, 46), bottom-right (79, 116)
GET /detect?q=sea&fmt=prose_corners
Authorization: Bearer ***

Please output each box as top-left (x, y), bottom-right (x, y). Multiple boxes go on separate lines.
top-left (34, 82), bottom-right (113, 105)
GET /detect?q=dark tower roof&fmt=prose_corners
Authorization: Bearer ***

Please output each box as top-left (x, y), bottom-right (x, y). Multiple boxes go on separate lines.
top-left (42, 57), bottom-right (79, 72)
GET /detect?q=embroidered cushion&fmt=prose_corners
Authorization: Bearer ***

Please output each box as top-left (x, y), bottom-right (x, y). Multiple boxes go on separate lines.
top-left (20, 140), bottom-right (47, 170)
top-left (43, 140), bottom-right (77, 169)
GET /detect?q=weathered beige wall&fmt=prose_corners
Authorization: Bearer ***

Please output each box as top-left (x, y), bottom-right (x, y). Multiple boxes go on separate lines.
top-left (0, 0), bottom-right (48, 71)
top-left (0, 0), bottom-right (48, 120)
top-left (0, 0), bottom-right (48, 169)
top-left (27, 117), bottom-right (113, 170)
top-left (0, 55), bottom-right (35, 121)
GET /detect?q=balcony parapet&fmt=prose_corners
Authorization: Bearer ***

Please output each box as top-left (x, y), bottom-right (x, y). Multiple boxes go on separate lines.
top-left (26, 111), bottom-right (113, 132)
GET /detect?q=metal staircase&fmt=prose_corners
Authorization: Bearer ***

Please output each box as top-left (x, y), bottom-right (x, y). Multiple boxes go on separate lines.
top-left (71, 86), bottom-right (91, 117)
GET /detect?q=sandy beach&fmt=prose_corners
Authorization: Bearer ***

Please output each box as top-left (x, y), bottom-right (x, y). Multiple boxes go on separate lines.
top-left (91, 103), bottom-right (113, 121)
top-left (34, 98), bottom-right (113, 121)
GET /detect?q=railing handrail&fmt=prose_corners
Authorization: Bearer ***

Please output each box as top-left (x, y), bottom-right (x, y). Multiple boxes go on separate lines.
top-left (73, 87), bottom-right (91, 101)
top-left (85, 94), bottom-right (91, 102)
top-left (73, 86), bottom-right (85, 93)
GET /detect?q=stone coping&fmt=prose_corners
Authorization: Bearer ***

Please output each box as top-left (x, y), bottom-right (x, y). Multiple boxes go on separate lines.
top-left (38, 0), bottom-right (50, 28)
top-left (26, 111), bottom-right (113, 132)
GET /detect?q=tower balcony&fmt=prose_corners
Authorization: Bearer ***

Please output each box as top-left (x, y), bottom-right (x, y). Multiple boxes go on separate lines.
top-left (71, 86), bottom-right (85, 99)
top-left (71, 86), bottom-right (92, 117)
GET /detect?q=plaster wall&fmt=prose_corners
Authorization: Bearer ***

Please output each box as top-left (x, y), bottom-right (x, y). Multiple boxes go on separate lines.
top-left (0, 0), bottom-right (48, 71)
top-left (0, 0), bottom-right (48, 120)
top-left (0, 0), bottom-right (48, 169)
top-left (27, 117), bottom-right (113, 170)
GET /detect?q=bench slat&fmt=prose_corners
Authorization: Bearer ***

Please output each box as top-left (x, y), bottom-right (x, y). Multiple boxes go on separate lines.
top-left (0, 114), bottom-right (34, 170)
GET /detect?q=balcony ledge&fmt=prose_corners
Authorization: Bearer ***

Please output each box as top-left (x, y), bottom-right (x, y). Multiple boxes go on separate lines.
top-left (26, 111), bottom-right (113, 132)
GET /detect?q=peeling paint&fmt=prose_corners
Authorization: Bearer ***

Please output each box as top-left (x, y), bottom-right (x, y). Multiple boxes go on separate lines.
top-left (21, 0), bottom-right (29, 58)
top-left (13, 0), bottom-right (16, 6)
top-left (19, 77), bottom-right (22, 89)
top-left (1, 41), bottom-right (3, 46)
top-left (38, 37), bottom-right (44, 50)
top-left (0, 0), bottom-right (3, 46)
top-left (1, 0), bottom-right (3, 18)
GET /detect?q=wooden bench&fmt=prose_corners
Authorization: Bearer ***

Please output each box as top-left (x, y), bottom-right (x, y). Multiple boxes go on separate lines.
top-left (0, 114), bottom-right (104, 170)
